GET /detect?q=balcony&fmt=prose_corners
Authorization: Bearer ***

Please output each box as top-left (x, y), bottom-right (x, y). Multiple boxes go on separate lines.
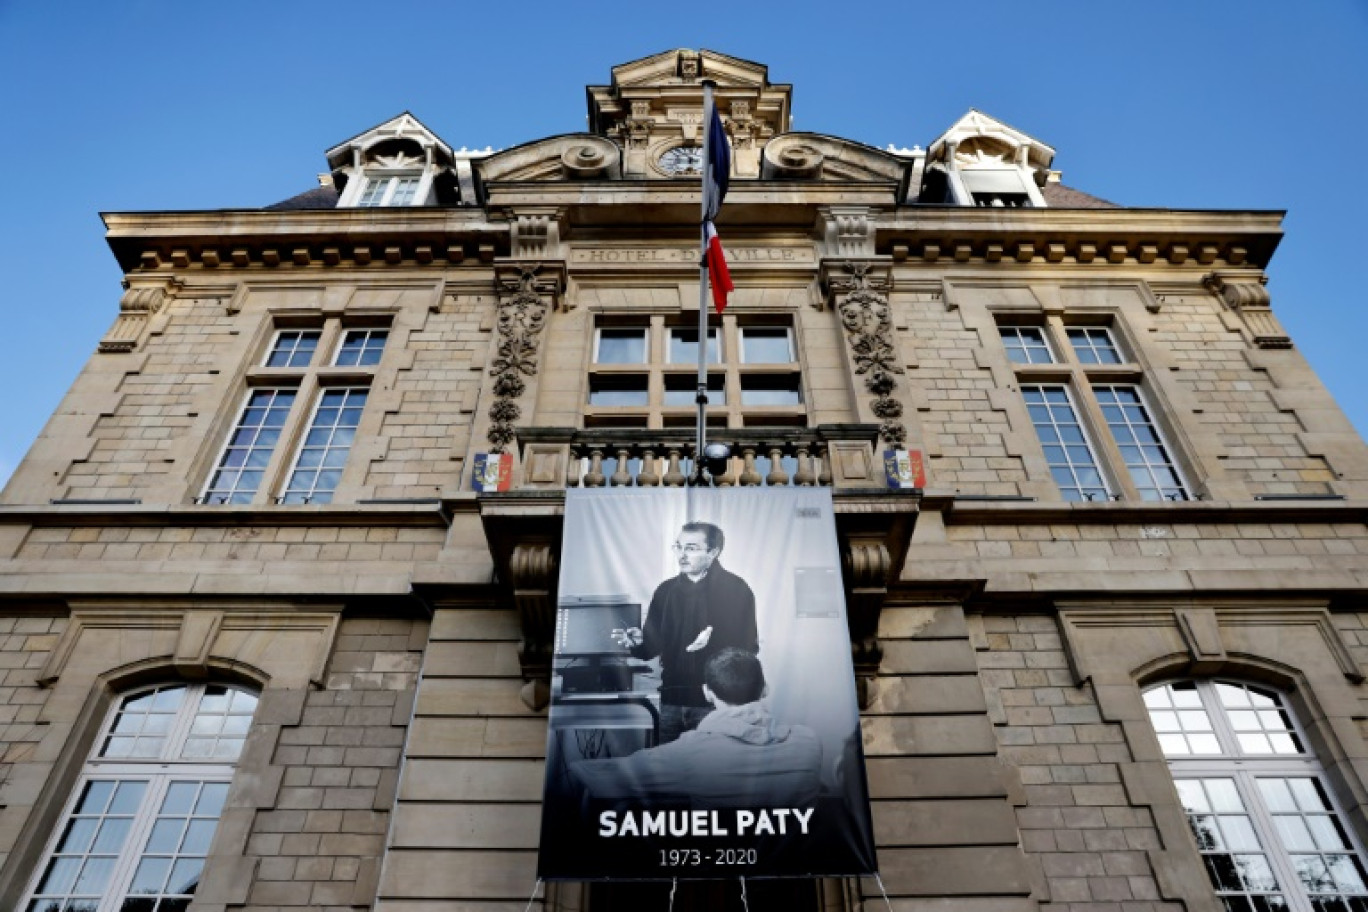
top-left (514, 425), bottom-right (893, 490)
top-left (475, 425), bottom-right (919, 711)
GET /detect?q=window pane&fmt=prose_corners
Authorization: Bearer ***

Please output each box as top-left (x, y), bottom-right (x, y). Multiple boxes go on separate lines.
top-left (1067, 327), bottom-right (1123, 364)
top-left (389, 176), bottom-right (419, 206)
top-left (1182, 777), bottom-right (1289, 909)
top-left (1023, 385), bottom-right (1111, 502)
top-left (596, 329), bottom-right (647, 364)
top-left (588, 375), bottom-right (648, 406)
top-left (280, 389), bottom-right (367, 505)
top-left (30, 780), bottom-right (147, 909)
top-left (740, 374), bottom-right (802, 406)
top-left (663, 374), bottom-right (725, 406)
top-left (202, 390), bottom-right (296, 504)
top-left (264, 330), bottom-right (320, 368)
top-left (1094, 385), bottom-right (1188, 501)
top-left (102, 688), bottom-right (185, 759)
top-left (999, 326), bottom-right (1055, 364)
top-left (333, 329), bottom-right (388, 367)
top-left (740, 328), bottom-right (794, 363)
top-left (357, 176), bottom-right (389, 206)
top-left (668, 328), bottom-right (720, 364)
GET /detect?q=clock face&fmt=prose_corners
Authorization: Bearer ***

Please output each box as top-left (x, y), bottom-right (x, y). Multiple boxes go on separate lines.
top-left (658, 145), bottom-right (704, 175)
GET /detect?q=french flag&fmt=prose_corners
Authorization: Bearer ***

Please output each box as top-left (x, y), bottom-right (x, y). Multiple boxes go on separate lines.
top-left (702, 90), bottom-right (733, 313)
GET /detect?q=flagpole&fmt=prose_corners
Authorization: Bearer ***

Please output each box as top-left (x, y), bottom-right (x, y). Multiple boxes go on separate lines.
top-left (695, 80), bottom-right (715, 483)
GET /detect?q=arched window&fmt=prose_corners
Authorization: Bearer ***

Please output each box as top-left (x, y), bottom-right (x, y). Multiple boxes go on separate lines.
top-left (23, 683), bottom-right (258, 912)
top-left (1145, 680), bottom-right (1368, 912)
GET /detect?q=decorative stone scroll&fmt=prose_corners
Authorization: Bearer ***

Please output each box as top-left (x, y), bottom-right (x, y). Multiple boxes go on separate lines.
top-left (844, 535), bottom-right (890, 709)
top-left (486, 263), bottom-right (561, 452)
top-left (826, 261), bottom-right (908, 446)
top-left (1203, 273), bottom-right (1291, 349)
top-left (511, 541), bottom-right (558, 710)
top-left (99, 281), bottom-right (173, 353)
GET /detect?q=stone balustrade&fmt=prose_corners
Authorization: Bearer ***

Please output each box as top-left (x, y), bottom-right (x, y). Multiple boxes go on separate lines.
top-left (515, 425), bottom-right (886, 490)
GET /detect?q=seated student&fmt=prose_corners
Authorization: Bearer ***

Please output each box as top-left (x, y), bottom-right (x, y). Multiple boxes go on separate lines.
top-left (570, 648), bottom-right (822, 808)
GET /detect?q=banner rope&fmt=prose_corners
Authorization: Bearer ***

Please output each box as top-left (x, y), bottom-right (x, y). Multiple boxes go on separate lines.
top-left (739, 876), bottom-right (749, 912)
top-left (522, 877), bottom-right (543, 912)
top-left (668, 877), bottom-right (678, 911)
top-left (873, 872), bottom-right (894, 912)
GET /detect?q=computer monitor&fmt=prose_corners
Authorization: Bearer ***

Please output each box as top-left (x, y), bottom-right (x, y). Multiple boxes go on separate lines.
top-left (556, 596), bottom-right (642, 657)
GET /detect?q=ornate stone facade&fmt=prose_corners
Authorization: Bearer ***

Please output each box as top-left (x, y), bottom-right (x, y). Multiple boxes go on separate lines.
top-left (0, 48), bottom-right (1365, 912)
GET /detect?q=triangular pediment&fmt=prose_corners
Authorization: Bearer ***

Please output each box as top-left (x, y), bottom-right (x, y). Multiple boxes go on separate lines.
top-left (325, 112), bottom-right (454, 172)
top-left (588, 49), bottom-right (792, 140)
top-left (928, 109), bottom-right (1055, 172)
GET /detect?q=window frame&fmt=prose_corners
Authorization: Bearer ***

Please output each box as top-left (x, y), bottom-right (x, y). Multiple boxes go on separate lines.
top-left (21, 683), bottom-right (258, 912)
top-left (199, 386), bottom-right (300, 505)
top-left (1021, 382), bottom-right (1115, 502)
top-left (1148, 679), bottom-right (1368, 912)
top-left (998, 313), bottom-right (1194, 502)
top-left (198, 319), bottom-right (388, 506)
top-left (277, 385), bottom-right (371, 505)
top-left (585, 315), bottom-right (806, 430)
top-left (354, 172), bottom-right (424, 208)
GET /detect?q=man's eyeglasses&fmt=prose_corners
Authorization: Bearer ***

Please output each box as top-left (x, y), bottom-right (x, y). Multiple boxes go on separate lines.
top-left (672, 543), bottom-right (709, 555)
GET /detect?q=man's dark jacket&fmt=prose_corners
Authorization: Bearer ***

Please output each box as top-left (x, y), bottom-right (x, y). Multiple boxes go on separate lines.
top-left (632, 561), bottom-right (758, 707)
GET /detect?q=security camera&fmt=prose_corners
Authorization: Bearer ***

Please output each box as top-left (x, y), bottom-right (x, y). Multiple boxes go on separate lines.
top-left (703, 443), bottom-right (732, 479)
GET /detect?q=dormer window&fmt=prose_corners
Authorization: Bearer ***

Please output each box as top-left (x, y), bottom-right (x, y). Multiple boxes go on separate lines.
top-left (923, 110), bottom-right (1054, 208)
top-left (326, 113), bottom-right (460, 209)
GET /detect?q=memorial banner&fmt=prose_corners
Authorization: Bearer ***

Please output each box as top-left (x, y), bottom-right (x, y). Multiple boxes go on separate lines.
top-left (537, 487), bottom-right (877, 880)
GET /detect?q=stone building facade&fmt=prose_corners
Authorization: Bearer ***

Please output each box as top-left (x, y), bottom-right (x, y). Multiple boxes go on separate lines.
top-left (1, 48), bottom-right (1366, 912)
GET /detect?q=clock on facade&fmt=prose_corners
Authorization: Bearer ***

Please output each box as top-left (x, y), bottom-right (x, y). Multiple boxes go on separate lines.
top-left (658, 145), bottom-right (704, 175)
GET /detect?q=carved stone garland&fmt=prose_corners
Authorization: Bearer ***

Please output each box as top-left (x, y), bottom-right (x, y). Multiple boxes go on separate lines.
top-left (831, 262), bottom-right (907, 446)
top-left (487, 264), bottom-right (552, 452)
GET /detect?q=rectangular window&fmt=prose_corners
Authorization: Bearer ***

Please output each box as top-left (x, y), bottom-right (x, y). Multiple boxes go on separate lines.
top-left (588, 375), bottom-right (649, 407)
top-left (279, 388), bottom-right (368, 504)
top-left (1175, 778), bottom-right (1287, 909)
top-left (1095, 385), bottom-right (1188, 501)
top-left (264, 330), bottom-right (320, 368)
top-left (357, 174), bottom-right (421, 207)
top-left (202, 389), bottom-right (296, 504)
top-left (1068, 327), bottom-right (1124, 364)
top-left (1022, 385), bottom-right (1111, 502)
top-left (595, 328), bottom-right (648, 364)
top-left (587, 318), bottom-right (804, 428)
top-left (667, 328), bottom-right (720, 364)
top-left (663, 374), bottom-right (725, 406)
top-left (999, 326), bottom-right (1055, 365)
top-left (333, 329), bottom-right (389, 367)
top-left (740, 374), bottom-right (803, 407)
top-left (388, 176), bottom-right (420, 206)
top-left (739, 327), bottom-right (794, 364)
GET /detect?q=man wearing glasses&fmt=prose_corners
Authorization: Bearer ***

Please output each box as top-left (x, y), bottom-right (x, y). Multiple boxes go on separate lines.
top-left (612, 521), bottom-right (758, 743)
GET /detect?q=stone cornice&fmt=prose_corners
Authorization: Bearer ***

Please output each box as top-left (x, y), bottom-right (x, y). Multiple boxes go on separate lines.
top-left (932, 497), bottom-right (1367, 525)
top-left (881, 207), bottom-right (1284, 269)
top-left (0, 500), bottom-right (462, 528)
top-left (102, 208), bottom-right (510, 273)
top-left (101, 198), bottom-right (1286, 275)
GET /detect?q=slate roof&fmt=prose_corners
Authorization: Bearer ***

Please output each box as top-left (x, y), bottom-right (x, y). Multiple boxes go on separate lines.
top-left (265, 186), bottom-right (341, 211)
top-left (263, 180), bottom-right (1119, 210)
top-left (1041, 182), bottom-right (1118, 208)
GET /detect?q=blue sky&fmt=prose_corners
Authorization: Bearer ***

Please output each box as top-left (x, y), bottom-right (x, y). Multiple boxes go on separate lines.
top-left (1, 1), bottom-right (1365, 490)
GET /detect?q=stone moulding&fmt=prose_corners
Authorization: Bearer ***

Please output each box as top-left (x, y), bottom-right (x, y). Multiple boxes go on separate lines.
top-left (823, 260), bottom-right (907, 446)
top-left (1204, 271), bottom-right (1291, 349)
top-left (99, 281), bottom-right (176, 353)
top-left (486, 262), bottom-right (565, 453)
